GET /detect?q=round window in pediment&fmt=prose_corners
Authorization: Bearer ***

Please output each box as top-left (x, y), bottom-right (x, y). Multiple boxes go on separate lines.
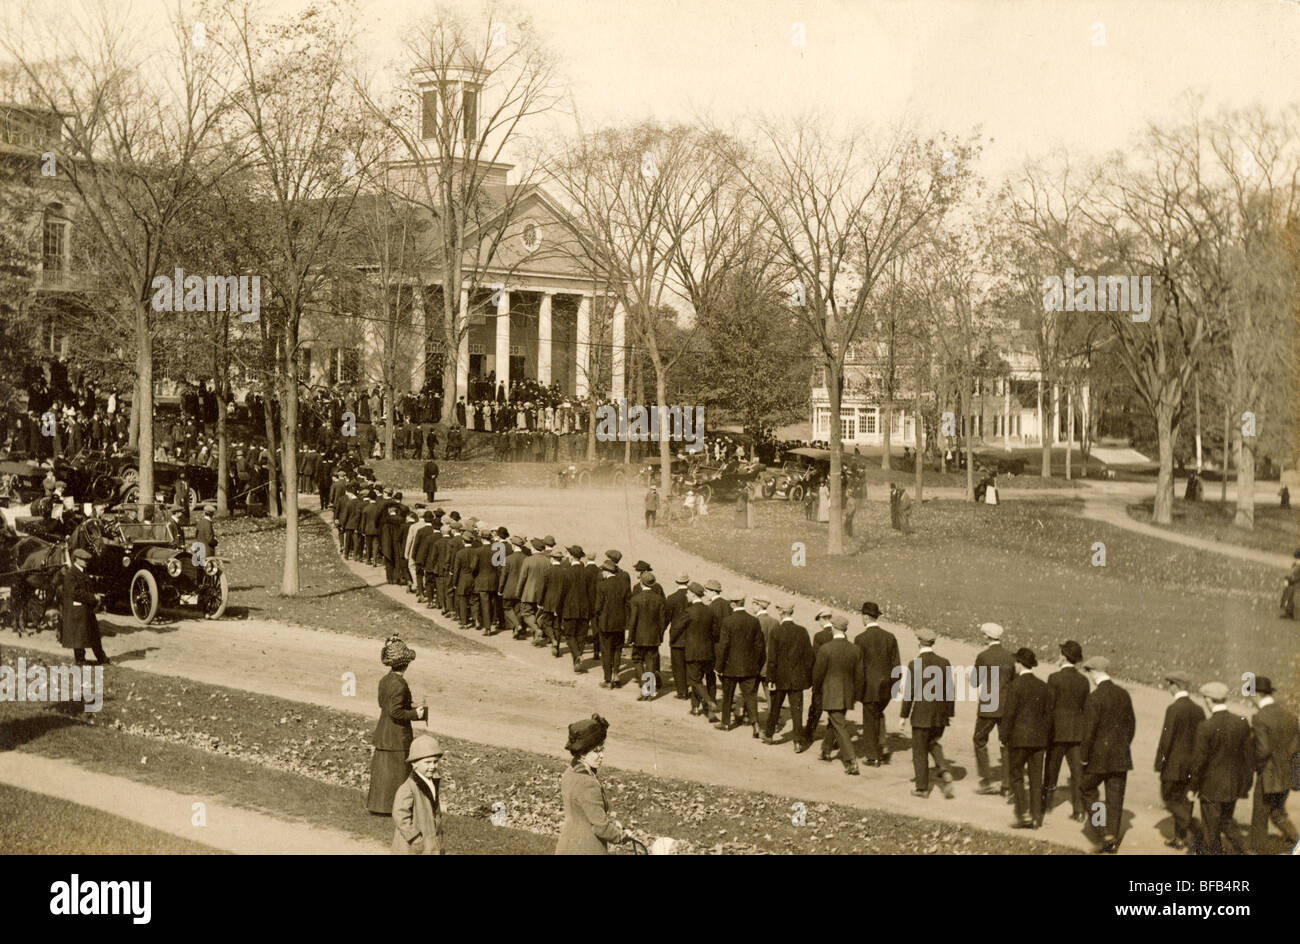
top-left (522, 221), bottom-right (540, 252)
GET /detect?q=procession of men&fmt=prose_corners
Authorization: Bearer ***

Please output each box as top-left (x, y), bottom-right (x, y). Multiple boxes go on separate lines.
top-left (319, 466), bottom-right (1299, 856)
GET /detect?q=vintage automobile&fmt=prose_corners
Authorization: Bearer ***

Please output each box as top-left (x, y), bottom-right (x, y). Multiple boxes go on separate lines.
top-left (0, 456), bottom-right (120, 506)
top-left (90, 509), bottom-right (229, 623)
top-left (550, 459), bottom-right (630, 489)
top-left (112, 454), bottom-right (218, 507)
top-left (682, 460), bottom-right (764, 504)
top-left (761, 459), bottom-right (822, 502)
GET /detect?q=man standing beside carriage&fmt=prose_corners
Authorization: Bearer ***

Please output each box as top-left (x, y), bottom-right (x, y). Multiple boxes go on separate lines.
top-left (58, 547), bottom-right (110, 666)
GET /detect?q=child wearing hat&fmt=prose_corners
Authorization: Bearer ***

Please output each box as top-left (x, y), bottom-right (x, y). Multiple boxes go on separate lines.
top-left (391, 735), bottom-right (446, 855)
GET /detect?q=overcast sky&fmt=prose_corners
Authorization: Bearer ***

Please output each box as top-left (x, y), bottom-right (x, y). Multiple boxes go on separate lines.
top-left (11, 0), bottom-right (1300, 180)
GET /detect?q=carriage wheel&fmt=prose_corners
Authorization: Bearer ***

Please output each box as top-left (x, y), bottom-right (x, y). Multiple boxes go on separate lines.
top-left (121, 468), bottom-right (139, 485)
top-left (577, 470), bottom-right (591, 487)
top-left (200, 570), bottom-right (229, 620)
top-left (91, 475), bottom-right (116, 502)
top-left (789, 484), bottom-right (805, 502)
top-left (122, 484), bottom-right (140, 504)
top-left (129, 569), bottom-right (159, 625)
top-left (612, 470), bottom-right (626, 487)
top-left (761, 477), bottom-right (776, 499)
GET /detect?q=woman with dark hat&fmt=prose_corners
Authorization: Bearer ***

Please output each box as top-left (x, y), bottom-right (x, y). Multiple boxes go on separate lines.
top-left (366, 634), bottom-right (429, 815)
top-left (556, 714), bottom-right (631, 854)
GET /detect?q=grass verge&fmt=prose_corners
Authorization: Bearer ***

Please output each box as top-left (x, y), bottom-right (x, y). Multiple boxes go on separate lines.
top-left (1125, 498), bottom-right (1297, 557)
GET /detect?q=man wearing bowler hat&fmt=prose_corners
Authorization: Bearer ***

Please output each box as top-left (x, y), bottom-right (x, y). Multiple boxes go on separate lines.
top-left (1079, 656), bottom-right (1135, 853)
top-left (1154, 669), bottom-right (1205, 850)
top-left (1189, 681), bottom-right (1253, 854)
top-left (855, 601), bottom-right (900, 766)
top-left (1044, 640), bottom-right (1090, 821)
top-left (1002, 648), bottom-right (1051, 828)
top-left (1248, 676), bottom-right (1300, 853)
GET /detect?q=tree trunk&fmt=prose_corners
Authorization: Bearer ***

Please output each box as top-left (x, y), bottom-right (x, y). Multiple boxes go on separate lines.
top-left (1221, 399), bottom-right (1229, 504)
top-left (281, 315), bottom-right (301, 594)
top-left (262, 395), bottom-right (280, 518)
top-left (655, 368), bottom-right (672, 498)
top-left (1233, 425), bottom-right (1256, 529)
top-left (586, 400), bottom-right (597, 461)
top-left (881, 399), bottom-right (891, 471)
top-left (1193, 373), bottom-right (1203, 473)
top-left (1039, 378), bottom-right (1050, 478)
top-left (1153, 402), bottom-right (1176, 525)
top-left (383, 379), bottom-right (394, 461)
top-left (214, 317), bottom-right (229, 518)
top-left (1065, 384), bottom-right (1074, 481)
top-left (827, 358), bottom-right (843, 555)
top-left (962, 377), bottom-right (974, 500)
top-left (134, 302), bottom-right (154, 520)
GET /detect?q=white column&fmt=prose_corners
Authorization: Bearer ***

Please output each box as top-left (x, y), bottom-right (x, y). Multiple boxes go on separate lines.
top-left (495, 288), bottom-right (511, 395)
top-left (1003, 379), bottom-right (1011, 451)
top-left (456, 288), bottom-right (470, 404)
top-left (537, 292), bottom-right (553, 385)
top-left (611, 299), bottom-right (626, 400)
top-left (411, 285), bottom-right (426, 392)
top-left (575, 294), bottom-right (591, 397)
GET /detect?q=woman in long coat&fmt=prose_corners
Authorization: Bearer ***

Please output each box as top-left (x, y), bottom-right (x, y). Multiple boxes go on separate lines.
top-left (366, 635), bottom-right (428, 814)
top-left (556, 714), bottom-right (629, 854)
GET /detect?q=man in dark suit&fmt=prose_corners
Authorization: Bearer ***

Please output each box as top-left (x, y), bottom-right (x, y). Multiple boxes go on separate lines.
top-left (812, 615), bottom-right (863, 775)
top-left (360, 491), bottom-right (383, 566)
top-left (802, 608), bottom-right (835, 744)
top-left (899, 627), bottom-right (954, 798)
top-left (452, 532), bottom-right (478, 627)
top-left (500, 534), bottom-right (528, 638)
top-left (540, 548), bottom-right (570, 659)
top-left (519, 537), bottom-right (552, 646)
top-left (714, 590), bottom-right (765, 736)
top-left (764, 601), bottom-right (814, 751)
top-left (1154, 670), bottom-right (1205, 850)
top-left (664, 574), bottom-right (691, 699)
top-left (703, 579), bottom-right (727, 706)
top-left (854, 601), bottom-right (900, 766)
top-left (562, 546), bottom-right (594, 667)
top-left (339, 486), bottom-right (361, 559)
top-left (1002, 648), bottom-right (1052, 828)
top-left (594, 559), bottom-right (629, 687)
top-left (472, 527), bottom-right (502, 634)
top-left (973, 622), bottom-right (1016, 796)
top-left (411, 512), bottom-right (439, 602)
top-left (1043, 640), bottom-right (1090, 821)
top-left (1249, 676), bottom-right (1299, 853)
top-left (194, 504), bottom-right (218, 559)
top-left (753, 594), bottom-right (778, 710)
top-left (627, 572), bottom-right (667, 698)
top-left (1079, 656), bottom-right (1136, 854)
top-left (679, 582), bottom-right (720, 722)
top-left (1189, 681), bottom-right (1253, 855)
top-left (59, 548), bottom-right (109, 665)
top-left (423, 459), bottom-right (439, 502)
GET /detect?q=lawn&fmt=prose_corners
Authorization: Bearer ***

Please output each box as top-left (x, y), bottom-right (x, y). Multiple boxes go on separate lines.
top-left (1125, 498), bottom-right (1298, 557)
top-left (217, 511), bottom-right (491, 655)
top-left (0, 646), bottom-right (1072, 854)
top-left (660, 499), bottom-right (1300, 703)
top-left (0, 783), bottom-right (224, 854)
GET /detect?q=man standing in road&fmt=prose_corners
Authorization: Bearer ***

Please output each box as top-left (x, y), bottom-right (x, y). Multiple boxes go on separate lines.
top-left (854, 601), bottom-right (900, 767)
top-left (627, 572), bottom-right (667, 698)
top-left (594, 558), bottom-right (629, 688)
top-left (973, 622), bottom-right (1016, 798)
top-left (1248, 676), bottom-right (1300, 853)
top-left (900, 627), bottom-right (954, 798)
top-left (644, 485), bottom-right (659, 528)
top-left (423, 457), bottom-right (439, 503)
top-left (714, 590), bottom-right (765, 737)
top-left (665, 574), bottom-right (691, 700)
top-left (763, 601), bottom-right (814, 752)
top-left (1043, 640), bottom-right (1089, 822)
top-left (1189, 681), bottom-right (1253, 855)
top-left (519, 537), bottom-right (552, 646)
top-left (1002, 648), bottom-right (1051, 829)
top-left (812, 615), bottom-right (863, 776)
top-left (681, 582), bottom-right (721, 723)
top-left (802, 608), bottom-right (836, 745)
top-left (1154, 670), bottom-right (1205, 850)
top-left (1079, 656), bottom-right (1136, 854)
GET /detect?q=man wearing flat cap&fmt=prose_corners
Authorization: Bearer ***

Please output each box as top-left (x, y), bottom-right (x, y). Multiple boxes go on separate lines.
top-left (855, 602), bottom-right (900, 766)
top-left (714, 590), bottom-right (765, 736)
top-left (972, 622), bottom-right (1016, 797)
top-left (1189, 681), bottom-right (1253, 854)
top-left (900, 627), bottom-right (954, 797)
top-left (812, 615), bottom-right (864, 775)
top-left (594, 558), bottom-right (629, 687)
top-left (627, 573), bottom-right (667, 697)
top-left (1079, 656), bottom-right (1136, 853)
top-left (765, 602), bottom-right (814, 751)
top-left (802, 609), bottom-right (836, 744)
top-left (562, 546), bottom-right (594, 668)
top-left (540, 547), bottom-right (572, 661)
top-left (1155, 670), bottom-right (1205, 849)
top-left (1044, 641), bottom-right (1090, 821)
top-left (1248, 676), bottom-right (1300, 853)
top-left (680, 582), bottom-right (721, 722)
top-left (665, 574), bottom-right (692, 699)
top-left (1002, 648), bottom-right (1051, 828)
top-left (501, 535), bottom-right (529, 639)
top-left (753, 595), bottom-right (777, 708)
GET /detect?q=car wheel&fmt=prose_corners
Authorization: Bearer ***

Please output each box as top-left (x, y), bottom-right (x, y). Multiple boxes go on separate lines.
top-left (577, 470), bottom-right (591, 487)
top-left (91, 475), bottom-right (116, 502)
top-left (612, 470), bottom-right (626, 487)
top-left (129, 569), bottom-right (159, 625)
top-left (201, 570), bottom-right (229, 619)
top-left (761, 477), bottom-right (776, 499)
top-left (789, 484), bottom-right (805, 502)
top-left (120, 468), bottom-right (139, 485)
top-left (187, 486), bottom-right (198, 508)
top-left (121, 483), bottom-right (140, 504)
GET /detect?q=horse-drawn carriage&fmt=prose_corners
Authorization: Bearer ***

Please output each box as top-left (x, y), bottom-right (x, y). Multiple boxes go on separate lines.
top-left (0, 506), bottom-right (229, 633)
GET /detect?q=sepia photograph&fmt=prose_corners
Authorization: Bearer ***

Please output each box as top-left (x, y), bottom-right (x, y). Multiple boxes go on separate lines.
top-left (0, 0), bottom-right (1296, 910)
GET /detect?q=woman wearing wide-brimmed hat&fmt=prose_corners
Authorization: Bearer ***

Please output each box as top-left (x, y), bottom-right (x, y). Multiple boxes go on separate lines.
top-left (366, 634), bottom-right (428, 814)
top-left (391, 735), bottom-right (446, 854)
top-left (556, 714), bottom-right (631, 854)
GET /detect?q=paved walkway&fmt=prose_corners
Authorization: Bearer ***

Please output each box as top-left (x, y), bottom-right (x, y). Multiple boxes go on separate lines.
top-left (0, 752), bottom-right (386, 854)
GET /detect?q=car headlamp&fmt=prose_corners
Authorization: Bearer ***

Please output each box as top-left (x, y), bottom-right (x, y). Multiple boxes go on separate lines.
top-left (204, 559), bottom-right (218, 576)
top-left (122, 556), bottom-right (131, 568)
top-left (166, 558), bottom-right (182, 578)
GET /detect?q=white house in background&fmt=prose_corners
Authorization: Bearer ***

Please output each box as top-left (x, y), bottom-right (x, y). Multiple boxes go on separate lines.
top-left (809, 333), bottom-right (1091, 449)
